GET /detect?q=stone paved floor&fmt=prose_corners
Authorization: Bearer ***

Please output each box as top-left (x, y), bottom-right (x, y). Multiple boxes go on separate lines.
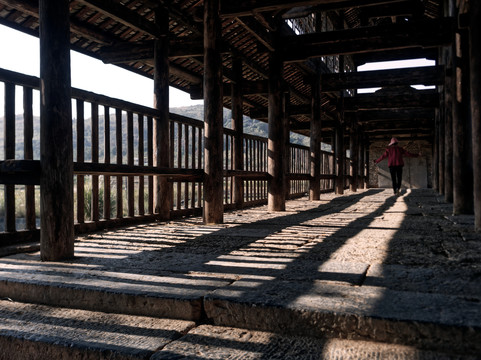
top-left (1, 188), bottom-right (480, 359)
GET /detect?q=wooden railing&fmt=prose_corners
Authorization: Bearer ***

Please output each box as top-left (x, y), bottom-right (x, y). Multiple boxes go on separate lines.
top-left (0, 67), bottom-right (335, 245)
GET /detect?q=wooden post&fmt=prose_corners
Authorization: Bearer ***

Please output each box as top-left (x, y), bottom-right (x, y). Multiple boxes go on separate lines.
top-left (433, 108), bottom-right (439, 192)
top-left (469, 1), bottom-right (481, 231)
top-left (359, 131), bottom-right (366, 189)
top-left (154, 6), bottom-right (171, 220)
top-left (268, 50), bottom-right (286, 211)
top-left (452, 29), bottom-right (474, 214)
top-left (444, 64), bottom-right (454, 202)
top-left (438, 105), bottom-right (445, 196)
top-left (91, 104), bottom-right (100, 221)
top-left (284, 92), bottom-right (291, 200)
top-left (4, 82), bottom-right (15, 233)
top-left (309, 76), bottom-right (321, 200)
top-left (24, 87), bottom-right (36, 230)
top-left (231, 57), bottom-right (244, 209)
top-left (335, 121), bottom-right (345, 194)
top-left (203, 0), bottom-right (224, 223)
top-left (39, 0), bottom-right (74, 261)
top-left (115, 108), bottom-right (123, 219)
top-left (103, 106), bottom-right (111, 220)
top-left (365, 137), bottom-right (370, 189)
top-left (349, 120), bottom-right (359, 192)
top-left (127, 111), bottom-right (134, 217)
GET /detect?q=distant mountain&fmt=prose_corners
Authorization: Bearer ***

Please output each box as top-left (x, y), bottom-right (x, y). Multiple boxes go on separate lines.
top-left (171, 104), bottom-right (310, 146)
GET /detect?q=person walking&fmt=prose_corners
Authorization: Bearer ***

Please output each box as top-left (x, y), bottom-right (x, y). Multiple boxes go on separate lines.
top-left (374, 137), bottom-right (420, 195)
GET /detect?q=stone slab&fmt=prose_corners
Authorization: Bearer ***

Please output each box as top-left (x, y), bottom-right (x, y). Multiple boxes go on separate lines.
top-left (0, 256), bottom-right (231, 321)
top-left (365, 264), bottom-right (481, 299)
top-left (204, 279), bottom-right (481, 355)
top-left (152, 325), bottom-right (475, 360)
top-left (0, 299), bottom-right (195, 360)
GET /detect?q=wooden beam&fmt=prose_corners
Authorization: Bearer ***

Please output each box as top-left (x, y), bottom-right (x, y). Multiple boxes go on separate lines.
top-left (281, 18), bottom-right (454, 62)
top-left (321, 66), bottom-right (444, 92)
top-left (353, 48), bottom-right (438, 66)
top-left (352, 109), bottom-right (435, 123)
top-left (221, 0), bottom-right (407, 17)
top-left (99, 39), bottom-right (235, 64)
top-left (343, 91), bottom-right (439, 111)
top-left (359, 0), bottom-right (420, 21)
top-left (76, 0), bottom-right (161, 38)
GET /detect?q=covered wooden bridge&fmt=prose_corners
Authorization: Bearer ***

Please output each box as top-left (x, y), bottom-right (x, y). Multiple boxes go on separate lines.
top-left (0, 0), bottom-right (480, 263)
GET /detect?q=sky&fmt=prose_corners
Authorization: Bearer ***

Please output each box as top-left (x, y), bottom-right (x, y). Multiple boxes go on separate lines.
top-left (0, 23), bottom-right (434, 113)
top-left (0, 24), bottom-right (203, 109)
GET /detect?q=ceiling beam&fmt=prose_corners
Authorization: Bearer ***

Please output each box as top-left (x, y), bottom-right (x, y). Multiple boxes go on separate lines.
top-left (352, 48), bottom-right (438, 67)
top-left (321, 66), bottom-right (444, 92)
top-left (220, 0), bottom-right (407, 17)
top-left (349, 109), bottom-right (435, 123)
top-left (343, 91), bottom-right (439, 111)
top-left (281, 18), bottom-right (453, 62)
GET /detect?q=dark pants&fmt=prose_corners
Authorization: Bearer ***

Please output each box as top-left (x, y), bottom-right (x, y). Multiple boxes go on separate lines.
top-left (389, 166), bottom-right (403, 193)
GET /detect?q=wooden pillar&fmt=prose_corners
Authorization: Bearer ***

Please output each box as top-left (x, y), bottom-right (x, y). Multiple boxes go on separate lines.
top-left (39, 0), bottom-right (74, 261)
top-left (309, 76), bottom-right (321, 200)
top-left (433, 108), bottom-right (439, 192)
top-left (469, 1), bottom-right (481, 231)
top-left (232, 57), bottom-right (244, 209)
top-left (438, 107), bottom-right (445, 195)
top-left (4, 83), bottom-right (15, 233)
top-left (359, 131), bottom-right (366, 189)
top-left (335, 121), bottom-right (345, 195)
top-left (284, 92), bottom-right (291, 200)
top-left (444, 64), bottom-right (454, 202)
top-left (365, 136), bottom-right (370, 189)
top-left (349, 121), bottom-right (359, 192)
top-left (153, 7), bottom-right (171, 220)
top-left (452, 29), bottom-right (474, 214)
top-left (203, 0), bottom-right (224, 223)
top-left (268, 50), bottom-right (286, 211)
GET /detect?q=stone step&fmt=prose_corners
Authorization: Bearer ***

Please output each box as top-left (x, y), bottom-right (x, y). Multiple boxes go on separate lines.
top-left (0, 257), bottom-right (232, 321)
top-left (0, 300), bottom-right (474, 360)
top-left (1, 255), bottom-right (480, 356)
top-left (204, 279), bottom-right (481, 357)
top-left (153, 324), bottom-right (476, 360)
top-left (0, 299), bottom-right (196, 360)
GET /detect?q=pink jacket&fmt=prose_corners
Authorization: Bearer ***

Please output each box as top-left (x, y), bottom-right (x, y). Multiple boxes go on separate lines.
top-left (375, 146), bottom-right (419, 167)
